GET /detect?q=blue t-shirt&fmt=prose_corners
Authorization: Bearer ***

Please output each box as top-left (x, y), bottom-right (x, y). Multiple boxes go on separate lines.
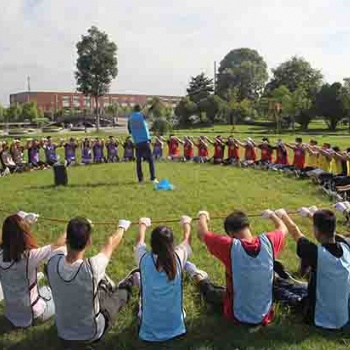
top-left (128, 112), bottom-right (151, 145)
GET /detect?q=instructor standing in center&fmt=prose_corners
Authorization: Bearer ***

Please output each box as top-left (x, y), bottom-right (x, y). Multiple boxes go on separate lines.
top-left (128, 105), bottom-right (157, 183)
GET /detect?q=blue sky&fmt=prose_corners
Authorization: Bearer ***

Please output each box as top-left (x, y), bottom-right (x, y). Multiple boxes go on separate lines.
top-left (1, 0), bottom-right (350, 105)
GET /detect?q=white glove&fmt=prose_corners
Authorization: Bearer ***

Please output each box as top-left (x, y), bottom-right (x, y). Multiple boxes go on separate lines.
top-left (139, 217), bottom-right (151, 227)
top-left (335, 202), bottom-right (348, 214)
top-left (118, 220), bottom-right (131, 231)
top-left (197, 211), bottom-right (210, 221)
top-left (275, 209), bottom-right (287, 219)
top-left (343, 201), bottom-right (350, 210)
top-left (181, 216), bottom-right (192, 225)
top-left (308, 206), bottom-right (318, 215)
top-left (17, 211), bottom-right (39, 225)
top-left (262, 209), bottom-right (274, 219)
top-left (298, 207), bottom-right (311, 217)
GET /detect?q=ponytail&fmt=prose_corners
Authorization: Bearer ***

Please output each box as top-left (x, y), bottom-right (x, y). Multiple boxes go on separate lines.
top-left (151, 226), bottom-right (177, 281)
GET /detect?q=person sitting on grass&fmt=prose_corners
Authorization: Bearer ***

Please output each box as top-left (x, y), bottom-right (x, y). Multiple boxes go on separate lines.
top-left (281, 207), bottom-right (350, 330)
top-left (135, 216), bottom-right (193, 342)
top-left (208, 135), bottom-right (225, 165)
top-left (63, 137), bottom-right (78, 166)
top-left (183, 136), bottom-right (194, 161)
top-left (269, 139), bottom-right (288, 170)
top-left (167, 135), bottom-right (183, 160)
top-left (256, 137), bottom-right (273, 168)
top-left (0, 141), bottom-right (20, 173)
top-left (285, 137), bottom-right (306, 172)
top-left (10, 139), bottom-right (29, 171)
top-left (0, 212), bottom-right (66, 328)
top-left (152, 136), bottom-right (164, 161)
top-left (223, 136), bottom-right (240, 165)
top-left (185, 208), bottom-right (287, 325)
top-left (194, 136), bottom-right (210, 163)
top-left (235, 138), bottom-right (257, 166)
top-left (92, 137), bottom-right (105, 163)
top-left (46, 217), bottom-right (139, 344)
top-left (27, 139), bottom-right (46, 169)
top-left (106, 136), bottom-right (120, 163)
top-left (122, 136), bottom-right (135, 161)
top-left (81, 138), bottom-right (93, 164)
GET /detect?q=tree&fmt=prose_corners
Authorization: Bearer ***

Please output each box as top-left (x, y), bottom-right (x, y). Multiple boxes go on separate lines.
top-left (266, 56), bottom-right (323, 98)
top-left (199, 95), bottom-right (226, 124)
top-left (6, 103), bottom-right (22, 122)
top-left (174, 97), bottom-right (198, 126)
top-left (105, 103), bottom-right (119, 122)
top-left (341, 78), bottom-right (350, 132)
top-left (289, 87), bottom-right (313, 130)
top-left (216, 48), bottom-right (268, 101)
top-left (148, 97), bottom-right (165, 119)
top-left (22, 102), bottom-right (39, 122)
top-left (187, 73), bottom-right (214, 105)
top-left (0, 104), bottom-right (5, 122)
top-left (75, 26), bottom-right (118, 131)
top-left (269, 85), bottom-right (292, 133)
top-left (315, 82), bottom-right (345, 131)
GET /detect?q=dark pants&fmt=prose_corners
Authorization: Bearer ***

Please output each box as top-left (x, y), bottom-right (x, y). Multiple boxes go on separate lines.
top-left (136, 142), bottom-right (156, 182)
top-left (198, 279), bottom-right (225, 312)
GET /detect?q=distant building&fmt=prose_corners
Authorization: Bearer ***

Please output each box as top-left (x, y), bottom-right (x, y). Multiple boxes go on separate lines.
top-left (9, 91), bottom-right (182, 112)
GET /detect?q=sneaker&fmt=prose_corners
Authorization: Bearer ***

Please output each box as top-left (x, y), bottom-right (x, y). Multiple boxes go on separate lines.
top-left (118, 268), bottom-right (140, 289)
top-left (152, 179), bottom-right (159, 185)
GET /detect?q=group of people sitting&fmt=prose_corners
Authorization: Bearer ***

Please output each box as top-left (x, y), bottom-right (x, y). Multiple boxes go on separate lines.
top-left (1, 203), bottom-right (350, 346)
top-left (0, 136), bottom-right (137, 175)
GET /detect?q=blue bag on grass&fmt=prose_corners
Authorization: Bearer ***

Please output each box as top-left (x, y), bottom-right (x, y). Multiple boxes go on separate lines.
top-left (154, 179), bottom-right (174, 191)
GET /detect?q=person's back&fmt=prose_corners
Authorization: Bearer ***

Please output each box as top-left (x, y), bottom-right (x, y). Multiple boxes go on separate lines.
top-left (47, 254), bottom-right (102, 340)
top-left (128, 109), bottom-right (150, 145)
top-left (135, 218), bottom-right (191, 341)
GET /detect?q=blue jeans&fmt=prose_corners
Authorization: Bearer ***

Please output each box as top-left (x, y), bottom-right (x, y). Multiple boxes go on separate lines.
top-left (135, 142), bottom-right (156, 182)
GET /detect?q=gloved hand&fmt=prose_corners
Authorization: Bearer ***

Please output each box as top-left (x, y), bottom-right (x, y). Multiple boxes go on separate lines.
top-left (118, 220), bottom-right (131, 231)
top-left (262, 209), bottom-right (274, 219)
top-left (308, 206), bottom-right (318, 215)
top-left (17, 211), bottom-right (39, 225)
top-left (197, 211), bottom-right (210, 221)
top-left (334, 202), bottom-right (348, 214)
top-left (275, 209), bottom-right (287, 219)
top-left (298, 207), bottom-right (311, 217)
top-left (181, 216), bottom-right (192, 225)
top-left (139, 218), bottom-right (152, 227)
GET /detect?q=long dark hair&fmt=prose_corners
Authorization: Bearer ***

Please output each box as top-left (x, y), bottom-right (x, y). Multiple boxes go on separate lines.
top-left (150, 226), bottom-right (177, 281)
top-left (1, 215), bottom-right (38, 262)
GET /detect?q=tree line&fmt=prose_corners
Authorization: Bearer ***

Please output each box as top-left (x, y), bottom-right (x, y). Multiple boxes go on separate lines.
top-left (175, 49), bottom-right (350, 132)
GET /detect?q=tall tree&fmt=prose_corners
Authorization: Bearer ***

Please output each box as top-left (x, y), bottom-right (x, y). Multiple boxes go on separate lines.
top-left (174, 97), bottom-right (198, 126)
top-left (148, 97), bottom-right (165, 119)
top-left (22, 102), bottom-right (39, 122)
top-left (289, 87), bottom-right (313, 130)
top-left (216, 48), bottom-right (268, 101)
top-left (187, 73), bottom-right (214, 105)
top-left (269, 85), bottom-right (292, 133)
top-left (75, 26), bottom-right (118, 131)
top-left (199, 95), bottom-right (225, 124)
top-left (0, 104), bottom-right (5, 122)
top-left (6, 103), bottom-right (22, 122)
top-left (266, 56), bottom-right (323, 98)
top-left (315, 82), bottom-right (345, 131)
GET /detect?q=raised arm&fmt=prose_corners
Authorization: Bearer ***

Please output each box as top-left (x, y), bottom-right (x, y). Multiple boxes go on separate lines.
top-left (262, 209), bottom-right (288, 236)
top-left (136, 218), bottom-right (151, 246)
top-left (235, 139), bottom-right (246, 147)
top-left (100, 219), bottom-right (131, 260)
top-left (180, 216), bottom-right (192, 246)
top-left (196, 211), bottom-right (210, 242)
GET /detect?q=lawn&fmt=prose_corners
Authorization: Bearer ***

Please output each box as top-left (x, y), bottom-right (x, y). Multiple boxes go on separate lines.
top-left (1, 158), bottom-right (350, 350)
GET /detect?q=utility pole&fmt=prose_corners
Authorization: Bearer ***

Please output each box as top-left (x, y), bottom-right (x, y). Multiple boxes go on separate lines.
top-left (213, 61), bottom-right (217, 94)
top-left (27, 76), bottom-right (31, 92)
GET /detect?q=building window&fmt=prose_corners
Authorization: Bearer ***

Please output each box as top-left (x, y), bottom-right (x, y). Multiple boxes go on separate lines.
top-left (84, 96), bottom-right (91, 108)
top-left (73, 96), bottom-right (80, 108)
top-left (62, 96), bottom-right (70, 108)
top-left (104, 97), bottom-right (110, 107)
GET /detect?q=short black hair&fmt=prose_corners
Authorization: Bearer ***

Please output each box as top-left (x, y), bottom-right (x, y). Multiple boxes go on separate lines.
top-left (310, 139), bottom-right (318, 145)
top-left (134, 104), bottom-right (141, 112)
top-left (313, 210), bottom-right (336, 239)
top-left (66, 217), bottom-right (92, 251)
top-left (333, 146), bottom-right (340, 152)
top-left (262, 137), bottom-right (269, 143)
top-left (295, 137), bottom-right (302, 143)
top-left (224, 211), bottom-right (250, 236)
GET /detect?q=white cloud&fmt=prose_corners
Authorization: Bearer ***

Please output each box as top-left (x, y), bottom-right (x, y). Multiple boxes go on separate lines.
top-left (1, 0), bottom-right (350, 105)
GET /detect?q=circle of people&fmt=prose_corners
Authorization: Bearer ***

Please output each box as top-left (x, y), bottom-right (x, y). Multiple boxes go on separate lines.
top-left (1, 201), bottom-right (350, 345)
top-left (0, 134), bottom-right (349, 178)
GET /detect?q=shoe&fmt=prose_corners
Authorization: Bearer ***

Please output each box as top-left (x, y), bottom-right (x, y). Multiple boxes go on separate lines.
top-left (118, 268), bottom-right (140, 289)
top-left (152, 179), bottom-right (159, 185)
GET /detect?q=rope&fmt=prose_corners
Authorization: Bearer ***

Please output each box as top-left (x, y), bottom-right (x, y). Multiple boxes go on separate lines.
top-left (0, 207), bottom-right (317, 226)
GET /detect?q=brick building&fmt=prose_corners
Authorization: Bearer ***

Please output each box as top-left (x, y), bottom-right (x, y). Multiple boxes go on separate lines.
top-left (9, 91), bottom-right (182, 112)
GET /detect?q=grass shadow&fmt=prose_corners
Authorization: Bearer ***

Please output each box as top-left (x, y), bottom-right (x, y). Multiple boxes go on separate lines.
top-left (26, 181), bottom-right (138, 190)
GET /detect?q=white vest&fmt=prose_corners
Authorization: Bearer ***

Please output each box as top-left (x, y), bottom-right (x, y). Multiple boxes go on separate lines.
top-left (0, 250), bottom-right (39, 327)
top-left (46, 254), bottom-right (105, 341)
top-left (315, 243), bottom-right (350, 329)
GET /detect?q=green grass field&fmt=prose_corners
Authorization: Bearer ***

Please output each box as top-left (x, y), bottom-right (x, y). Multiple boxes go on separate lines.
top-left (1, 158), bottom-right (350, 350)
